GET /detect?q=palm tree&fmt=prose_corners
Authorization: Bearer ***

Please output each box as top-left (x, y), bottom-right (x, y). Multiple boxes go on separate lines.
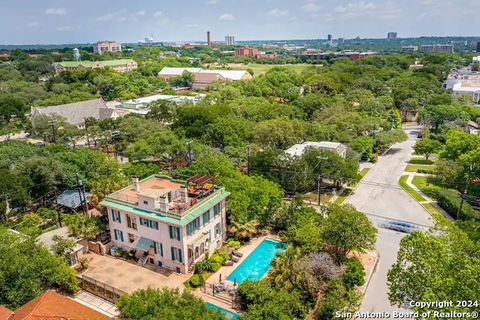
top-left (269, 247), bottom-right (302, 291)
top-left (228, 220), bottom-right (259, 241)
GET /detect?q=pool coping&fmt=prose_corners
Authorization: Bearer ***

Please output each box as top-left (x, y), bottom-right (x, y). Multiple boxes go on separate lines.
top-left (194, 234), bottom-right (282, 314)
top-left (225, 238), bottom-right (285, 284)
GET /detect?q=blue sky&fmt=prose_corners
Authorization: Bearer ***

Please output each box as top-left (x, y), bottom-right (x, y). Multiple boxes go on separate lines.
top-left (1, 0), bottom-right (479, 44)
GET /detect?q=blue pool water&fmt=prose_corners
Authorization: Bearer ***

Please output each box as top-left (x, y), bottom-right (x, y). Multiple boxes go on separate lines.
top-left (206, 303), bottom-right (240, 319)
top-left (227, 239), bottom-right (286, 285)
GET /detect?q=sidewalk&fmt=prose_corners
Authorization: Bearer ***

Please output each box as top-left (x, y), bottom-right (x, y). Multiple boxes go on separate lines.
top-left (74, 290), bottom-right (119, 318)
top-left (403, 172), bottom-right (454, 222)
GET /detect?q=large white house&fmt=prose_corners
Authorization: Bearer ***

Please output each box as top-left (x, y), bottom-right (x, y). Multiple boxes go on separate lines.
top-left (101, 175), bottom-right (230, 274)
top-left (285, 141), bottom-right (347, 159)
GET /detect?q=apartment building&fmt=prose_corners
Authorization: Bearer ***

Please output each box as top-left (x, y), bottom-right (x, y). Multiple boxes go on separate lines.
top-left (101, 175), bottom-right (230, 274)
top-left (420, 44), bottom-right (454, 54)
top-left (93, 41), bottom-right (122, 55)
top-left (235, 48), bottom-right (260, 58)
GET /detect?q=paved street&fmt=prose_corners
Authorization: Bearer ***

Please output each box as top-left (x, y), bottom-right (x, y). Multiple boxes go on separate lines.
top-left (347, 126), bottom-right (434, 317)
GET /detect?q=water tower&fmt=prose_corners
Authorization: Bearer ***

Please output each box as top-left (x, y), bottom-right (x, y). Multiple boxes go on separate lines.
top-left (73, 48), bottom-right (81, 61)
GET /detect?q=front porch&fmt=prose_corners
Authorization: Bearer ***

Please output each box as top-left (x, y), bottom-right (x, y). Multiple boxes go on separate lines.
top-left (187, 231), bottom-right (210, 272)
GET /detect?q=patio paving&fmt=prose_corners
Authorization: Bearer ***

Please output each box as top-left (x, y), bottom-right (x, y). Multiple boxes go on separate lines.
top-left (80, 253), bottom-right (190, 294)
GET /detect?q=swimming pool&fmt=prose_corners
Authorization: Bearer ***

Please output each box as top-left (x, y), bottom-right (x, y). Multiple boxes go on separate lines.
top-left (206, 303), bottom-right (240, 319)
top-left (227, 239), bottom-right (286, 285)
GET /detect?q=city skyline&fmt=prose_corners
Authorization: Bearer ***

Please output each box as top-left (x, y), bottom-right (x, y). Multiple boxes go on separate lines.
top-left (1, 0), bottom-right (480, 45)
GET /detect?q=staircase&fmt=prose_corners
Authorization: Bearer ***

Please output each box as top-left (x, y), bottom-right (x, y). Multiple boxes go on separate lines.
top-left (137, 256), bottom-right (148, 266)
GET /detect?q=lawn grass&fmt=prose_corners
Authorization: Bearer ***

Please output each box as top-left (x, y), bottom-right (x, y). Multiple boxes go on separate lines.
top-left (409, 159), bottom-right (434, 165)
top-left (334, 189), bottom-right (352, 205)
top-left (411, 176), bottom-right (443, 200)
top-left (405, 164), bottom-right (435, 173)
top-left (399, 175), bottom-right (427, 202)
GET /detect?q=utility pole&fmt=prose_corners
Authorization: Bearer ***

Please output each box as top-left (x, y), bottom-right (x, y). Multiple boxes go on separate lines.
top-left (458, 165), bottom-right (476, 220)
top-left (50, 120), bottom-right (57, 143)
top-left (316, 156), bottom-right (328, 206)
top-left (187, 140), bottom-right (193, 165)
top-left (246, 144), bottom-right (251, 176)
top-left (84, 118), bottom-right (90, 148)
top-left (76, 174), bottom-right (87, 216)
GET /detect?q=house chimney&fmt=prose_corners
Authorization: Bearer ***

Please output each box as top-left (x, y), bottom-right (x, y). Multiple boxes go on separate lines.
top-left (207, 31), bottom-right (212, 47)
top-left (134, 177), bottom-right (140, 193)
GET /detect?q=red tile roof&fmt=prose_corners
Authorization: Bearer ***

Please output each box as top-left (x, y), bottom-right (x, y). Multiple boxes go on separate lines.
top-left (0, 306), bottom-right (13, 320)
top-left (11, 291), bottom-right (110, 320)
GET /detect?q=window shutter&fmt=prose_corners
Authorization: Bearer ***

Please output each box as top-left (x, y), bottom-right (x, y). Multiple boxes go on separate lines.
top-left (169, 226), bottom-right (173, 239)
top-left (160, 243), bottom-right (163, 257)
top-left (171, 247), bottom-right (175, 261)
top-left (178, 249), bottom-right (183, 263)
top-left (155, 222), bottom-right (159, 230)
top-left (111, 211), bottom-right (116, 222)
top-left (114, 230), bottom-right (118, 241)
top-left (120, 231), bottom-right (124, 242)
top-left (176, 227), bottom-right (181, 241)
top-left (118, 212), bottom-right (122, 223)
top-left (153, 241), bottom-right (158, 255)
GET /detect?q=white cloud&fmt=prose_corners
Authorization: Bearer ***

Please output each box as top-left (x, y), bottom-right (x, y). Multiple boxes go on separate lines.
top-left (219, 13), bottom-right (235, 21)
top-left (302, 1), bottom-right (321, 12)
top-left (267, 8), bottom-right (289, 17)
top-left (45, 8), bottom-right (66, 16)
top-left (153, 11), bottom-right (163, 18)
top-left (97, 9), bottom-right (146, 22)
top-left (27, 21), bottom-right (39, 27)
top-left (206, 0), bottom-right (220, 4)
top-left (56, 26), bottom-right (73, 32)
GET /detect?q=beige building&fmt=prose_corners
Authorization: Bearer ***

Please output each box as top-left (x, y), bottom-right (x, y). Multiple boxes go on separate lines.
top-left (53, 59), bottom-right (137, 74)
top-left (158, 67), bottom-right (253, 90)
top-left (94, 41), bottom-right (122, 55)
top-left (101, 175), bottom-right (230, 274)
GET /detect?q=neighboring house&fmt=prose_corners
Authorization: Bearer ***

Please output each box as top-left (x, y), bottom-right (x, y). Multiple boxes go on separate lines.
top-left (56, 189), bottom-right (92, 213)
top-left (0, 306), bottom-right (13, 320)
top-left (285, 141), bottom-right (348, 158)
top-left (451, 82), bottom-right (480, 104)
top-left (36, 226), bottom-right (88, 267)
top-left (101, 175), bottom-right (230, 274)
top-left (53, 59), bottom-right (137, 74)
top-left (0, 290), bottom-right (110, 320)
top-left (116, 93), bottom-right (205, 115)
top-left (158, 67), bottom-right (253, 90)
top-left (31, 99), bottom-right (127, 129)
top-left (466, 120), bottom-right (480, 135)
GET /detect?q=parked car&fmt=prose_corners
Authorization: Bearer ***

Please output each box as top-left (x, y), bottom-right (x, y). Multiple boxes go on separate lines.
top-left (380, 220), bottom-right (422, 234)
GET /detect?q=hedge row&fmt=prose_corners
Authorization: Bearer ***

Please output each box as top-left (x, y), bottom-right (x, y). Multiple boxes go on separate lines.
top-left (433, 189), bottom-right (480, 221)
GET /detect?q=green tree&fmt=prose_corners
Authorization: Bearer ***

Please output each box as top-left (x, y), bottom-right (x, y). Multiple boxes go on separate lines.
top-left (388, 230), bottom-right (480, 313)
top-left (0, 227), bottom-right (79, 309)
top-left (116, 288), bottom-right (224, 320)
top-left (413, 138), bottom-right (443, 160)
top-left (51, 235), bottom-right (76, 262)
top-left (321, 205), bottom-right (377, 263)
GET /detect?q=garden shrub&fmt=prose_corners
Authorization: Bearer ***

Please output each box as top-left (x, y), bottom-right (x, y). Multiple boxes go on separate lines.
top-left (342, 258), bottom-right (366, 289)
top-left (190, 274), bottom-right (203, 288)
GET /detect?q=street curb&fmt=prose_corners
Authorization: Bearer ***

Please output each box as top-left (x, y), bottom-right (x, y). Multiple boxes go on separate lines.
top-left (337, 167), bottom-right (373, 205)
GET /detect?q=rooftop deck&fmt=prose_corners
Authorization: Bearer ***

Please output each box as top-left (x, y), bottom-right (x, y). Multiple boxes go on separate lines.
top-left (107, 175), bottom-right (222, 217)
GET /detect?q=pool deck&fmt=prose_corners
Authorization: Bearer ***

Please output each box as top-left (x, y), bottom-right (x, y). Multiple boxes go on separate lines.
top-left (194, 233), bottom-right (281, 314)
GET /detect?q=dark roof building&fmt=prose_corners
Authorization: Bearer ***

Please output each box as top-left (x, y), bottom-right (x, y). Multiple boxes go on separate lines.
top-left (31, 99), bottom-right (127, 128)
top-left (56, 189), bottom-right (92, 210)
